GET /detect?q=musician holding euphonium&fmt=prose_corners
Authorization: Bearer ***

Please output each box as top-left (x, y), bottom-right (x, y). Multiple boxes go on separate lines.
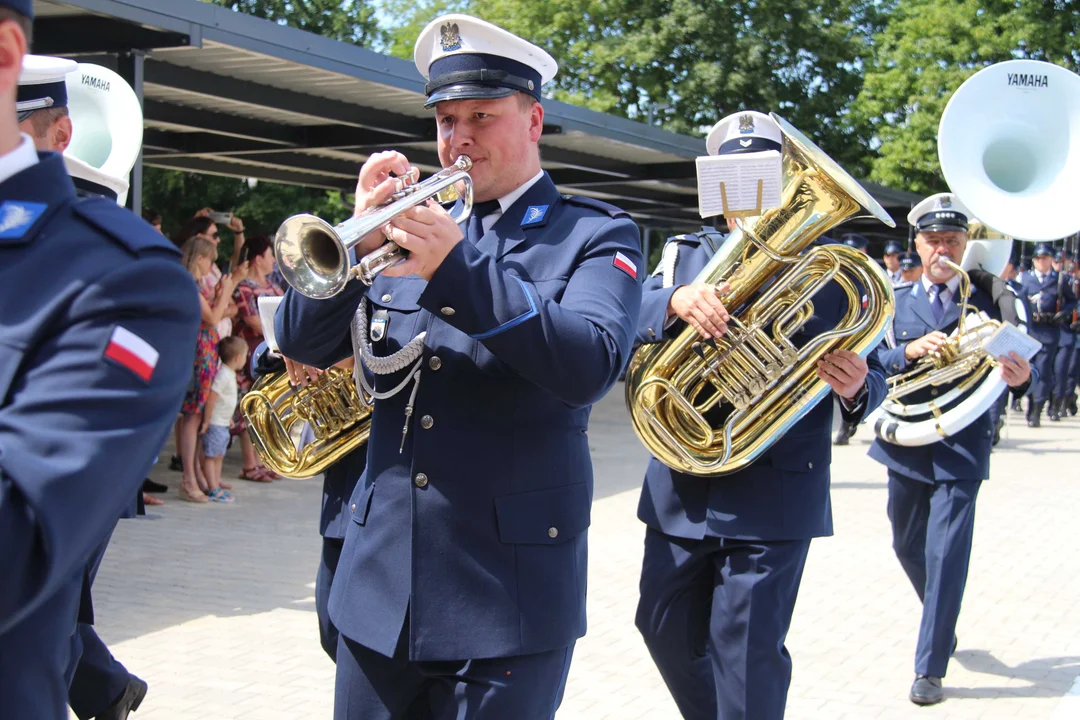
top-left (631, 110), bottom-right (888, 720)
top-left (272, 13), bottom-right (644, 719)
top-left (868, 193), bottom-right (1032, 706)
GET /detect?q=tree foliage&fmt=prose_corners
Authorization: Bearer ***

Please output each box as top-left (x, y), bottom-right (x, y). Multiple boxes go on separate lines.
top-left (383, 0), bottom-right (888, 168)
top-left (203, 0), bottom-right (383, 46)
top-left (853, 0), bottom-right (1080, 195)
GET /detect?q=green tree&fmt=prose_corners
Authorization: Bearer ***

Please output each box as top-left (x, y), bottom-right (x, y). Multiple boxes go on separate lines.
top-left (203, 0), bottom-right (383, 46)
top-left (853, 0), bottom-right (1080, 195)
top-left (383, 0), bottom-right (887, 168)
top-left (143, 168), bottom-right (352, 261)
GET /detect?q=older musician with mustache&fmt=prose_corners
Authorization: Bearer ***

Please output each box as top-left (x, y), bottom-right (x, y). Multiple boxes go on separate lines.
top-left (868, 193), bottom-right (1031, 706)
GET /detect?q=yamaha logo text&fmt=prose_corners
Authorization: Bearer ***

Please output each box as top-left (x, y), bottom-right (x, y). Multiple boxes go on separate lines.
top-left (82, 74), bottom-right (111, 92)
top-left (1006, 73), bottom-right (1048, 89)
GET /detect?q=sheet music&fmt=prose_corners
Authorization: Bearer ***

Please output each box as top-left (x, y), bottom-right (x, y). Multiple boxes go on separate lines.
top-left (982, 322), bottom-right (1042, 361)
top-left (696, 151), bottom-right (782, 218)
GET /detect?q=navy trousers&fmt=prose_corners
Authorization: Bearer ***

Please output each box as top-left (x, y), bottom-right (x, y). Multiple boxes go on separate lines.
top-left (317, 537), bottom-right (345, 662)
top-left (68, 529), bottom-right (131, 719)
top-left (334, 623), bottom-right (574, 720)
top-left (1071, 341), bottom-right (1080, 397)
top-left (887, 471), bottom-right (981, 677)
top-left (1053, 332), bottom-right (1076, 400)
top-left (635, 527), bottom-right (811, 720)
top-left (1032, 337), bottom-right (1058, 405)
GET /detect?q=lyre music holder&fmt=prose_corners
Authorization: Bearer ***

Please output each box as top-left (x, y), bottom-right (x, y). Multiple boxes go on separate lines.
top-left (719, 179), bottom-right (765, 219)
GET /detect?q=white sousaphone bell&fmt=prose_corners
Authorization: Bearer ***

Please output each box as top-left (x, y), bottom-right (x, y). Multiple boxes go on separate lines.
top-left (63, 62), bottom-right (143, 206)
top-left (869, 59), bottom-right (1080, 447)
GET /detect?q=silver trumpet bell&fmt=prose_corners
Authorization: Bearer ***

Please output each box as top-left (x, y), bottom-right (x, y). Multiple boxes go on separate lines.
top-left (274, 155), bottom-right (474, 299)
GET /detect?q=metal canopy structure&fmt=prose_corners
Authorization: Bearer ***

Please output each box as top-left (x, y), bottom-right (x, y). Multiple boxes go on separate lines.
top-left (32, 0), bottom-right (919, 242)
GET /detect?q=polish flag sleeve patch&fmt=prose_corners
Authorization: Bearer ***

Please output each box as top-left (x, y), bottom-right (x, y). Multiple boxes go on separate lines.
top-left (104, 326), bottom-right (160, 382)
top-left (613, 251), bottom-right (638, 279)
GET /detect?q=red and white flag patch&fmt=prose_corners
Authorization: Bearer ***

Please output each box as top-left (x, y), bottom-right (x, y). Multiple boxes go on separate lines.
top-left (613, 251), bottom-right (638, 279)
top-left (104, 326), bottom-right (159, 382)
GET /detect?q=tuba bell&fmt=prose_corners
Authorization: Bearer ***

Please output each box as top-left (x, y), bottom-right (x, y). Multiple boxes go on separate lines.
top-left (63, 62), bottom-right (144, 206)
top-left (870, 58), bottom-right (1080, 446)
top-left (273, 156), bottom-right (474, 299)
top-left (625, 113), bottom-right (896, 476)
top-left (239, 297), bottom-right (372, 478)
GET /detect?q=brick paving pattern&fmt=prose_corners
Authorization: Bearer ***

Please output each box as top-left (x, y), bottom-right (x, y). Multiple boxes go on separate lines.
top-left (81, 391), bottom-right (1080, 719)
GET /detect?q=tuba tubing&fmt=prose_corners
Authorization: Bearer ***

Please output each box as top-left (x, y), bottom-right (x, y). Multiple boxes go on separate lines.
top-left (624, 113), bottom-right (896, 476)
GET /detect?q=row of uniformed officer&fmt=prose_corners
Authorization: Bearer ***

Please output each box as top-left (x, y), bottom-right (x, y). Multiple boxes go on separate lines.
top-left (0, 3), bottom-right (201, 720)
top-left (275, 14), bottom-right (644, 719)
top-left (631, 111), bottom-right (887, 720)
top-left (1016, 243), bottom-right (1076, 425)
top-left (868, 193), bottom-right (1033, 706)
top-left (1050, 250), bottom-right (1078, 419)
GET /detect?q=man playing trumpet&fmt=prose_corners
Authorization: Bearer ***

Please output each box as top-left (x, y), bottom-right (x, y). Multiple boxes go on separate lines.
top-left (275, 13), bottom-right (643, 719)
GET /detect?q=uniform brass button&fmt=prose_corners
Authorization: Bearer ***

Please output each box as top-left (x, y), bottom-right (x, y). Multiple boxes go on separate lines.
top-left (350, 503), bottom-right (357, 513)
top-left (808, 462), bottom-right (813, 470)
top-left (441, 307), bottom-right (455, 316)
top-left (381, 293), bottom-right (392, 302)
top-left (931, 389), bottom-right (939, 396)
top-left (548, 527), bottom-right (558, 539)
top-left (429, 356), bottom-right (442, 371)
top-left (901, 331), bottom-right (908, 337)
top-left (414, 473), bottom-right (428, 488)
top-left (420, 415), bottom-right (434, 429)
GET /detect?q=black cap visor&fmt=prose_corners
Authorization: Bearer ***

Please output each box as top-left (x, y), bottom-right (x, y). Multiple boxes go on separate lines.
top-left (425, 82), bottom-right (518, 108)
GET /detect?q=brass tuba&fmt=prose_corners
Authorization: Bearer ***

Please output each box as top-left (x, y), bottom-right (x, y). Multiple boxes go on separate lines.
top-left (239, 297), bottom-right (371, 478)
top-left (624, 113), bottom-right (896, 476)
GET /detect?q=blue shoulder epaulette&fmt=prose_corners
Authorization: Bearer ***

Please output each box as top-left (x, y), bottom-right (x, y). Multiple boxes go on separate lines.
top-left (561, 195), bottom-right (630, 219)
top-left (73, 198), bottom-right (180, 257)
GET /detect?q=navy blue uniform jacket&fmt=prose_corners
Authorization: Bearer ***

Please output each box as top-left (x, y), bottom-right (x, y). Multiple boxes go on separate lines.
top-left (869, 279), bottom-right (1027, 482)
top-left (1017, 269), bottom-right (1076, 344)
top-left (276, 172), bottom-right (643, 661)
top-left (635, 233), bottom-right (888, 541)
top-left (0, 152), bottom-right (199, 717)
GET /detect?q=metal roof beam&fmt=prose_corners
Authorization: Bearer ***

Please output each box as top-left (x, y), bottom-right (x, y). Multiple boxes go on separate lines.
top-left (34, 16), bottom-right (192, 55)
top-left (143, 99), bottom-right (299, 144)
top-left (144, 60), bottom-right (432, 138)
top-left (143, 156), bottom-right (350, 191)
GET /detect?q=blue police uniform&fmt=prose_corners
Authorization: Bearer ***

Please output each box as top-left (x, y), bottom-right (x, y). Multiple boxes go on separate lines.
top-left (633, 231), bottom-right (887, 720)
top-left (1068, 274), bottom-right (1080, 414)
top-left (870, 275), bottom-right (1034, 705)
top-left (1049, 255), bottom-right (1078, 419)
top-left (0, 148), bottom-right (200, 719)
top-left (1016, 259), bottom-right (1074, 424)
top-left (278, 171), bottom-right (642, 717)
top-left (249, 340), bottom-right (367, 663)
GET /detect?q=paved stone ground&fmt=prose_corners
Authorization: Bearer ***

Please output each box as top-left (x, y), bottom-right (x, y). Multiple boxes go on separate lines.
top-left (82, 388), bottom-right (1080, 719)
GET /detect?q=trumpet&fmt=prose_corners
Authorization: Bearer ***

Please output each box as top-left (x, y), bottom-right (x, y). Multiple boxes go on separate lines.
top-left (274, 155), bottom-right (474, 299)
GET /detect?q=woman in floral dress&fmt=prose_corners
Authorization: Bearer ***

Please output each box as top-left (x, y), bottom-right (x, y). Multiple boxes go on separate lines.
top-left (232, 235), bottom-right (285, 482)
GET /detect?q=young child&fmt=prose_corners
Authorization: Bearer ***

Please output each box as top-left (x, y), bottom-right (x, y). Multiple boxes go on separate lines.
top-left (200, 336), bottom-right (249, 503)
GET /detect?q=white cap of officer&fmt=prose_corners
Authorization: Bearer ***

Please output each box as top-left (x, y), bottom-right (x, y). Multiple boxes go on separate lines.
top-left (414, 14), bottom-right (558, 109)
top-left (705, 110), bottom-right (783, 157)
top-left (907, 192), bottom-right (971, 234)
top-left (17, 55), bottom-right (78, 122)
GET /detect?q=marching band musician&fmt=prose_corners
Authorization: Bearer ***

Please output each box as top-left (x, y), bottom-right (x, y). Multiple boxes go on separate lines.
top-left (868, 193), bottom-right (1033, 706)
top-left (248, 341), bottom-right (367, 665)
top-left (632, 110), bottom-right (888, 720)
top-left (883, 240), bottom-right (904, 285)
top-left (0, 3), bottom-right (201, 719)
top-left (1068, 263), bottom-right (1080, 416)
top-left (899, 251), bottom-right (923, 284)
top-left (16, 54), bottom-right (152, 720)
top-left (275, 14), bottom-right (643, 718)
top-left (1050, 250), bottom-right (1077, 420)
top-left (1016, 243), bottom-right (1074, 426)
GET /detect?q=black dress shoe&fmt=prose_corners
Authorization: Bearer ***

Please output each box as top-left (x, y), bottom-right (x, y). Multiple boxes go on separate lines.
top-left (833, 424), bottom-right (852, 446)
top-left (142, 478), bottom-right (168, 494)
top-left (952, 635), bottom-right (958, 655)
top-left (909, 674), bottom-right (943, 705)
top-left (98, 676), bottom-right (147, 720)
top-left (168, 455), bottom-right (183, 472)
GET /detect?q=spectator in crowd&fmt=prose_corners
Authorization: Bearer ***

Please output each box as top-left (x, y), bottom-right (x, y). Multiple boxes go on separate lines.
top-left (142, 208), bottom-right (163, 234)
top-left (231, 235), bottom-right (285, 482)
top-left (200, 336), bottom-right (249, 503)
top-left (178, 238), bottom-right (244, 503)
